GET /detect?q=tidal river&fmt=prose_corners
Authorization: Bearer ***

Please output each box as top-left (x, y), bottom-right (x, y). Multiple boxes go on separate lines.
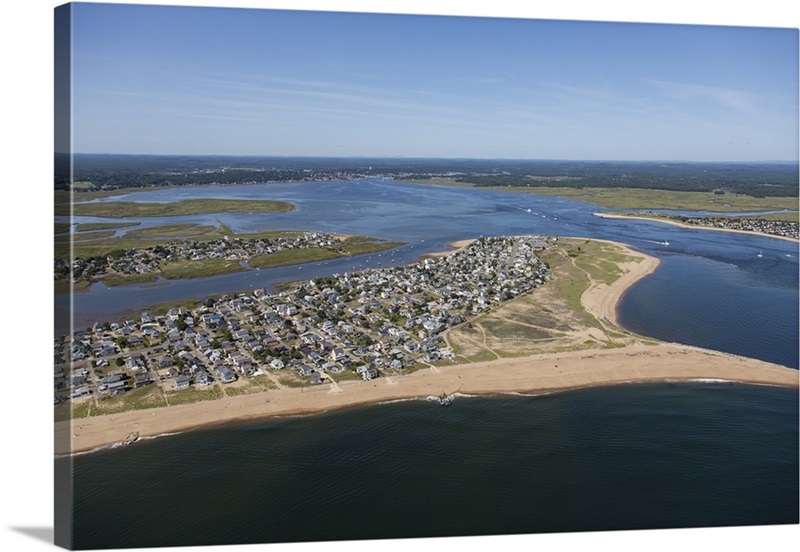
top-left (57, 178), bottom-right (799, 367)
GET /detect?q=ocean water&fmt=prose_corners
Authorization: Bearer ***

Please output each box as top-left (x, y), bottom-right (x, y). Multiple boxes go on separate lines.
top-left (56, 180), bottom-right (800, 548)
top-left (65, 385), bottom-right (798, 549)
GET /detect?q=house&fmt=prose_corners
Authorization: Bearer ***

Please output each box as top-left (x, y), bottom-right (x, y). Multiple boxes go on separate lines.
top-left (276, 304), bottom-right (297, 316)
top-left (216, 365), bottom-right (236, 383)
top-left (174, 375), bottom-right (190, 390)
top-left (321, 362), bottom-right (339, 373)
top-left (298, 365), bottom-right (314, 377)
top-left (134, 375), bottom-right (151, 388)
top-left (71, 386), bottom-right (91, 399)
top-left (362, 368), bottom-right (379, 381)
top-left (125, 355), bottom-right (145, 370)
top-left (100, 373), bottom-right (125, 386)
top-left (105, 379), bottom-right (127, 396)
top-left (195, 369), bottom-right (211, 386)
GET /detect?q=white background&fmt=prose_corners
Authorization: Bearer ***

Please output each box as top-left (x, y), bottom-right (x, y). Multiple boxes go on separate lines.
top-left (1, 1), bottom-right (798, 551)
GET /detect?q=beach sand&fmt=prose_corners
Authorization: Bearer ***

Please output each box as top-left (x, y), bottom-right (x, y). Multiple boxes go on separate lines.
top-left (421, 238), bottom-right (476, 258)
top-left (56, 239), bottom-right (798, 454)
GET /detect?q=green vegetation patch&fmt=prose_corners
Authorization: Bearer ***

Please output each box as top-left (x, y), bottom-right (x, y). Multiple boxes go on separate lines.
top-left (103, 273), bottom-right (160, 287)
top-left (161, 258), bottom-right (247, 279)
top-left (146, 298), bottom-right (205, 316)
top-left (480, 320), bottom-right (553, 341)
top-left (58, 198), bottom-right (295, 217)
top-left (65, 230), bottom-right (118, 242)
top-left (54, 223), bottom-right (73, 234)
top-left (123, 223), bottom-right (217, 239)
top-left (249, 247), bottom-right (341, 269)
top-left (76, 222), bottom-right (141, 232)
top-left (461, 349), bottom-right (500, 363)
top-left (166, 385), bottom-right (224, 405)
top-left (91, 385), bottom-right (167, 415)
top-left (408, 180), bottom-right (798, 212)
top-left (223, 380), bottom-right (270, 396)
top-left (54, 401), bottom-right (79, 422)
top-left (749, 211), bottom-right (800, 223)
top-left (251, 374), bottom-right (279, 390)
top-left (54, 280), bottom-right (92, 294)
top-left (71, 181), bottom-right (96, 190)
top-left (340, 236), bottom-right (405, 255)
top-left (277, 374), bottom-right (308, 388)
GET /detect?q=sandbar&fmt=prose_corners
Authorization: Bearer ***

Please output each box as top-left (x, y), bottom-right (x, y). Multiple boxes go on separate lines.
top-left (594, 212), bottom-right (799, 243)
top-left (421, 239), bottom-right (476, 258)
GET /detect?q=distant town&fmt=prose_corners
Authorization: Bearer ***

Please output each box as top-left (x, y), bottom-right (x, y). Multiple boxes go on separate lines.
top-left (55, 235), bottom-right (552, 405)
top-left (670, 216), bottom-right (799, 240)
top-left (56, 231), bottom-right (345, 284)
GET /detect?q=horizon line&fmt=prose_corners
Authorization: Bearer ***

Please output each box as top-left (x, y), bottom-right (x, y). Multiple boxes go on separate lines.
top-left (57, 153), bottom-right (800, 164)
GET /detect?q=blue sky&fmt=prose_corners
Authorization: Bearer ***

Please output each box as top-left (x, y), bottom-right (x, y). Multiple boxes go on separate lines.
top-left (68, 2), bottom-right (799, 161)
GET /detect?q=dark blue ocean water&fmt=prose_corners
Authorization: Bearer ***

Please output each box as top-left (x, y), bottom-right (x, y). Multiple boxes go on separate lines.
top-left (57, 180), bottom-right (800, 549)
top-left (65, 385), bottom-right (798, 549)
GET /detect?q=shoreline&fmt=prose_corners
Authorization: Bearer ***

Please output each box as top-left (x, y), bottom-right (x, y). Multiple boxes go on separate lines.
top-left (57, 342), bottom-right (798, 455)
top-left (56, 238), bottom-right (797, 454)
top-left (567, 237), bottom-right (661, 327)
top-left (594, 212), bottom-right (800, 243)
top-left (420, 238), bottom-right (476, 258)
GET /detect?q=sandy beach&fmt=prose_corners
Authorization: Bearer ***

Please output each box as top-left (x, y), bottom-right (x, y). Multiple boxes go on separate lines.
top-left (55, 239), bottom-right (798, 454)
top-left (576, 238), bottom-right (661, 327)
top-left (421, 238), bottom-right (476, 258)
top-left (57, 342), bottom-right (798, 454)
top-left (594, 212), bottom-right (799, 243)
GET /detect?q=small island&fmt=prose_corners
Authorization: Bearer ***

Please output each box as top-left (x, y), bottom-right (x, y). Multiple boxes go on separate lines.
top-left (55, 224), bottom-right (402, 291)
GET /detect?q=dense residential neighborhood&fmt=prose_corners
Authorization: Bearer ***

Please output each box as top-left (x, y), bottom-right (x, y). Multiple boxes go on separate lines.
top-left (676, 216), bottom-right (799, 239)
top-left (55, 231), bottom-right (345, 283)
top-left (54, 235), bottom-right (553, 407)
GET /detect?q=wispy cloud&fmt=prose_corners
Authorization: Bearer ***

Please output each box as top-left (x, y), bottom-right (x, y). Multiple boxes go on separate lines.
top-left (644, 79), bottom-right (761, 114)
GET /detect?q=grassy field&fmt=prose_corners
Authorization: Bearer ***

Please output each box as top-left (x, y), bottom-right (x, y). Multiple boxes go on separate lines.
top-left (750, 212), bottom-right (800, 222)
top-left (160, 258), bottom-right (247, 279)
top-left (248, 237), bottom-right (403, 269)
top-left (75, 222), bottom-right (141, 231)
top-left (248, 247), bottom-right (341, 268)
top-left (340, 236), bottom-right (405, 255)
top-left (446, 238), bottom-right (657, 361)
top-left (56, 224), bottom-right (315, 260)
top-left (404, 178), bottom-right (798, 212)
top-left (90, 385), bottom-right (168, 416)
top-left (102, 272), bottom-right (160, 287)
top-left (70, 181), bottom-right (96, 190)
top-left (123, 223), bottom-right (218, 239)
top-left (165, 384), bottom-right (225, 405)
top-left (55, 189), bottom-right (132, 204)
top-left (56, 227), bottom-right (403, 280)
top-left (222, 377), bottom-right (275, 396)
top-left (54, 222), bottom-right (73, 234)
top-left (64, 230), bottom-right (117, 242)
top-left (56, 198), bottom-right (295, 217)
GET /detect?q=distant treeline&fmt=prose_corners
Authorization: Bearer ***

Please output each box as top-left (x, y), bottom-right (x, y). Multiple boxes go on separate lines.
top-left (448, 161), bottom-right (799, 197)
top-left (55, 154), bottom-right (799, 198)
